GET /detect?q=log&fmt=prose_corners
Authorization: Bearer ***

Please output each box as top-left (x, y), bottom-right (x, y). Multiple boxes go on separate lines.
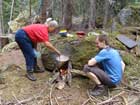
top-left (71, 69), bottom-right (87, 77)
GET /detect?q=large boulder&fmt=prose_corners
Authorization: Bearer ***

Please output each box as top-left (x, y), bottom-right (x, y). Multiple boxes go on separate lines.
top-left (41, 34), bottom-right (126, 71)
top-left (118, 6), bottom-right (140, 26)
top-left (42, 36), bottom-right (98, 70)
top-left (118, 8), bottom-right (132, 26)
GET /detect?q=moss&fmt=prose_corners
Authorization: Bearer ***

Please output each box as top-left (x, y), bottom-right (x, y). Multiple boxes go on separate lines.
top-left (125, 5), bottom-right (140, 26)
top-left (109, 33), bottom-right (127, 50)
top-left (121, 53), bottom-right (136, 65)
top-left (70, 37), bottom-right (98, 69)
top-left (42, 35), bottom-right (98, 70)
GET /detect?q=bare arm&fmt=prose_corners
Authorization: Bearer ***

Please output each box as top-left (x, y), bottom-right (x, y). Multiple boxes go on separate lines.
top-left (121, 61), bottom-right (125, 72)
top-left (88, 58), bottom-right (97, 66)
top-left (44, 41), bottom-right (61, 55)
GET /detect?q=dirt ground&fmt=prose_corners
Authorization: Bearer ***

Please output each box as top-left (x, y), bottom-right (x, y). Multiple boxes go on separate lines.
top-left (0, 50), bottom-right (140, 105)
top-left (0, 50), bottom-right (90, 105)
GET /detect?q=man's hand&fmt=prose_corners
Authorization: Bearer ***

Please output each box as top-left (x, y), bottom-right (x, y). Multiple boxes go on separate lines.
top-left (33, 49), bottom-right (41, 58)
top-left (56, 50), bottom-right (61, 56)
top-left (44, 41), bottom-right (61, 55)
top-left (88, 58), bottom-right (97, 66)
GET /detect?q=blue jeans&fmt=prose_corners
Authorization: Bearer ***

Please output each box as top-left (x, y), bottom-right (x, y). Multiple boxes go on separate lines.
top-left (15, 29), bottom-right (36, 72)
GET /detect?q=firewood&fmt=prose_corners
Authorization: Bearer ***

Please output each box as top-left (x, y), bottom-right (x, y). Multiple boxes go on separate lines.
top-left (122, 81), bottom-right (140, 92)
top-left (55, 97), bottom-right (60, 105)
top-left (97, 91), bottom-right (125, 105)
top-left (81, 98), bottom-right (90, 105)
top-left (49, 84), bottom-right (54, 105)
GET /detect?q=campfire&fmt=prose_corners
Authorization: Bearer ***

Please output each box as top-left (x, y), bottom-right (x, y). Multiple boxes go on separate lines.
top-left (50, 55), bottom-right (72, 90)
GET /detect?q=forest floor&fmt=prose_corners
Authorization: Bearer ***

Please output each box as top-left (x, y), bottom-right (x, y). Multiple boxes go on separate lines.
top-left (1, 27), bottom-right (140, 105)
top-left (0, 49), bottom-right (140, 105)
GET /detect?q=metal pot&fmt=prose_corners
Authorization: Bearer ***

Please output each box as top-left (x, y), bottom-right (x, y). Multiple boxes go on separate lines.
top-left (56, 55), bottom-right (69, 68)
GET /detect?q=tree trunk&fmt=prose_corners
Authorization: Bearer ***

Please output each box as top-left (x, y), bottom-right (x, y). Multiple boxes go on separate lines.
top-left (121, 0), bottom-right (128, 9)
top-left (103, 0), bottom-right (110, 28)
top-left (0, 0), bottom-right (3, 48)
top-left (61, 0), bottom-right (64, 24)
top-left (40, 0), bottom-right (48, 23)
top-left (88, 0), bottom-right (96, 29)
top-left (62, 0), bottom-right (73, 30)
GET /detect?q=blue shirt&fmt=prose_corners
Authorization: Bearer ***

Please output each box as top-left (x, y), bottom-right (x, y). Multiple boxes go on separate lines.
top-left (95, 47), bottom-right (122, 84)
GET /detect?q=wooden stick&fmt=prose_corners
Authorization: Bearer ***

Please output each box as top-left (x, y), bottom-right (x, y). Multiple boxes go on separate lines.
top-left (97, 91), bottom-right (125, 105)
top-left (49, 84), bottom-right (54, 105)
top-left (87, 91), bottom-right (96, 104)
top-left (12, 91), bottom-right (21, 105)
top-left (87, 91), bottom-right (100, 103)
top-left (14, 81), bottom-right (49, 105)
top-left (121, 96), bottom-right (128, 105)
top-left (0, 91), bottom-right (2, 105)
top-left (15, 97), bottom-right (34, 105)
top-left (122, 81), bottom-right (140, 92)
top-left (81, 98), bottom-right (90, 105)
top-left (55, 97), bottom-right (60, 105)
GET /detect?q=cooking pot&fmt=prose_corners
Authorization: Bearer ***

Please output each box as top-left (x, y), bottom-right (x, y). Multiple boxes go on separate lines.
top-left (56, 55), bottom-right (69, 62)
top-left (56, 55), bottom-right (70, 68)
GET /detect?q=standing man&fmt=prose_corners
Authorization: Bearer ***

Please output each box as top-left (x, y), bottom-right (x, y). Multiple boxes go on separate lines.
top-left (83, 35), bottom-right (125, 96)
top-left (15, 20), bottom-right (61, 81)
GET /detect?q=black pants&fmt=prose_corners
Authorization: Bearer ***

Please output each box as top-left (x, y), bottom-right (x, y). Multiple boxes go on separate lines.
top-left (83, 64), bottom-right (116, 88)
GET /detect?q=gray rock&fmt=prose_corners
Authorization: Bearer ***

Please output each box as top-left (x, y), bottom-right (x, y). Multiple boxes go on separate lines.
top-left (118, 8), bottom-right (132, 26)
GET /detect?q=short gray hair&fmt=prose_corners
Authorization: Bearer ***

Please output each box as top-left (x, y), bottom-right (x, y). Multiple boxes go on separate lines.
top-left (45, 20), bottom-right (58, 28)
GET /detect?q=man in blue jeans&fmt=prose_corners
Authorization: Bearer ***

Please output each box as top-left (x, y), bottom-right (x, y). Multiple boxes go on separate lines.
top-left (15, 20), bottom-right (61, 81)
top-left (83, 35), bottom-right (125, 96)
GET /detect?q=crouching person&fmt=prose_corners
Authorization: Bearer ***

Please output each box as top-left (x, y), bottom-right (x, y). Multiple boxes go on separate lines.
top-left (83, 35), bottom-right (125, 96)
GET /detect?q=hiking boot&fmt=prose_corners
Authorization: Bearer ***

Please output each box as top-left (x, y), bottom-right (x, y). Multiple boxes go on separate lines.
top-left (34, 65), bottom-right (45, 73)
top-left (89, 85), bottom-right (107, 96)
top-left (26, 71), bottom-right (37, 81)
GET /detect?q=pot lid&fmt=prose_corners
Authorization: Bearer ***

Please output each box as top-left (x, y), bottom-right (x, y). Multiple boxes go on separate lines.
top-left (56, 55), bottom-right (69, 62)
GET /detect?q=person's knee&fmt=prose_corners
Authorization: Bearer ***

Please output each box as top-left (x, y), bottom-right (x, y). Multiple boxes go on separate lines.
top-left (87, 72), bottom-right (98, 79)
top-left (87, 72), bottom-right (101, 84)
top-left (84, 64), bottom-right (89, 69)
top-left (83, 64), bottom-right (90, 73)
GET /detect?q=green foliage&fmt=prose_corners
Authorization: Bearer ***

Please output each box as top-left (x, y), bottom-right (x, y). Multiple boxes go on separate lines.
top-left (129, 6), bottom-right (140, 26)
top-left (2, 0), bottom-right (39, 33)
top-left (3, 0), bottom-right (12, 32)
top-left (107, 32), bottom-right (127, 50)
top-left (121, 52), bottom-right (136, 65)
